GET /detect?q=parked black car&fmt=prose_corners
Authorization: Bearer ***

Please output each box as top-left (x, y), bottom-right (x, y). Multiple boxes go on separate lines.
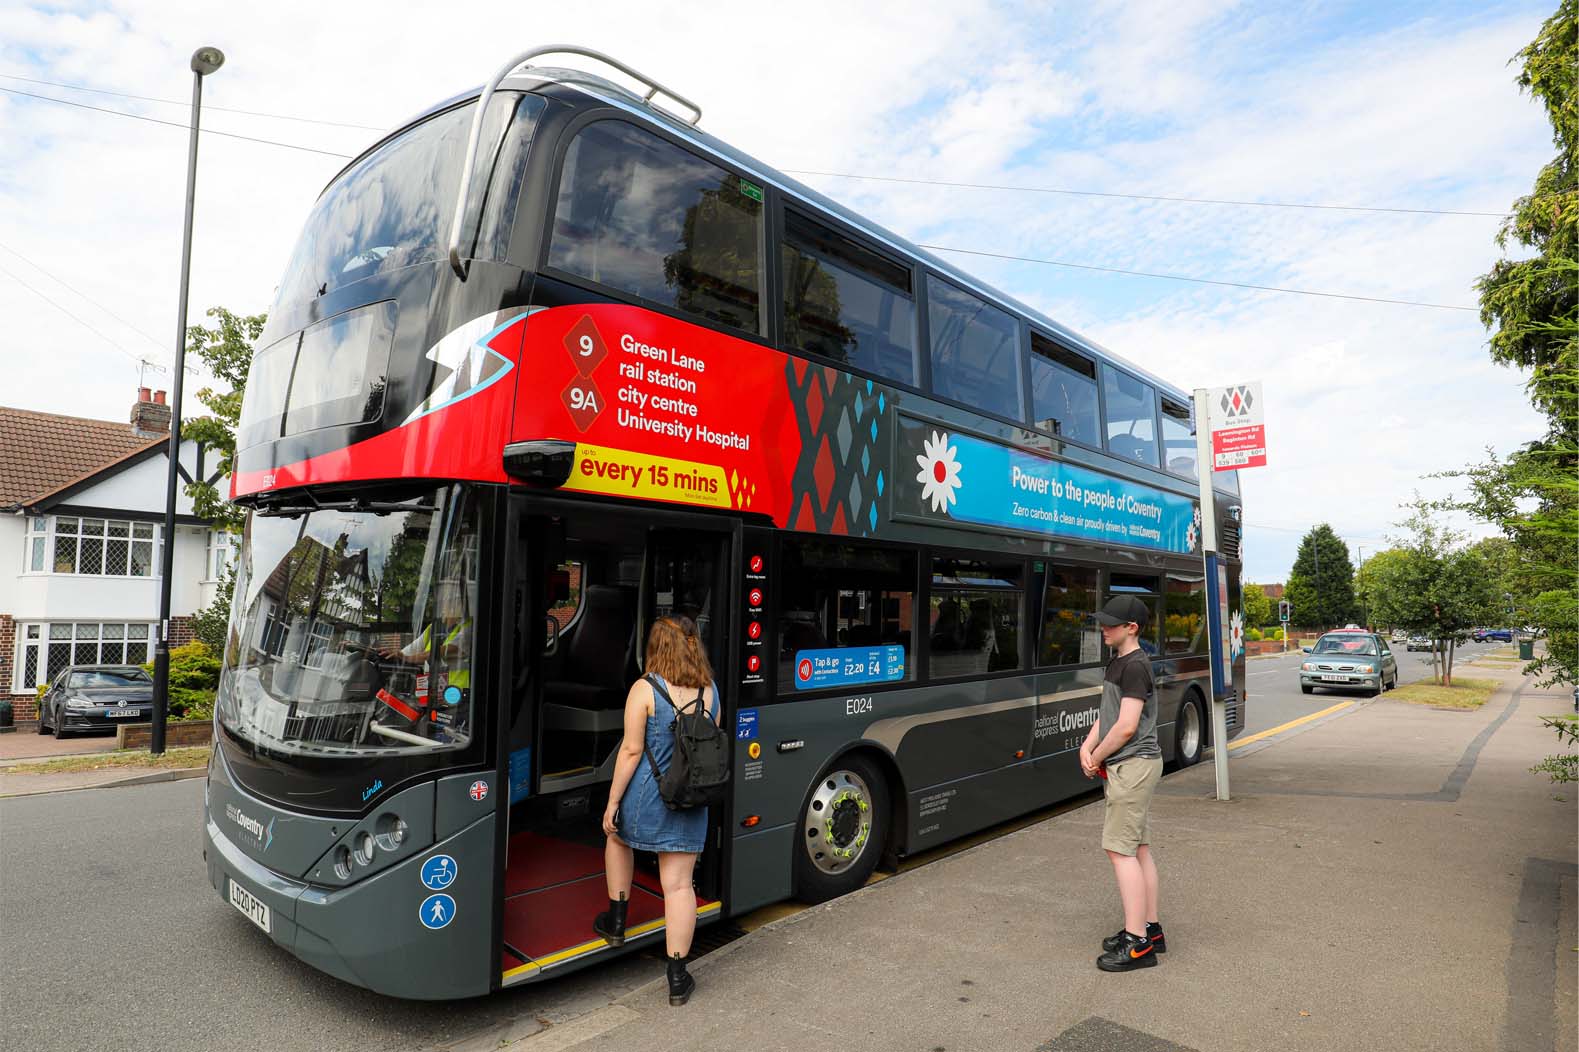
top-left (37, 665), bottom-right (155, 738)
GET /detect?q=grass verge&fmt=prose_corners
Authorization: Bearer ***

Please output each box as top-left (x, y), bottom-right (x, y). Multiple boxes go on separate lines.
top-left (1390, 677), bottom-right (1499, 709)
top-left (6, 746), bottom-right (210, 775)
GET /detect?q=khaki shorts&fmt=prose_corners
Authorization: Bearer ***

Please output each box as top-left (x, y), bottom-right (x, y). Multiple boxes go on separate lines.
top-left (1101, 756), bottom-right (1164, 856)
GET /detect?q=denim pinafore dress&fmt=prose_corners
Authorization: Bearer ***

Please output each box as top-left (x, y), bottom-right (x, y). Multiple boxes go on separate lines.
top-left (615, 674), bottom-right (714, 854)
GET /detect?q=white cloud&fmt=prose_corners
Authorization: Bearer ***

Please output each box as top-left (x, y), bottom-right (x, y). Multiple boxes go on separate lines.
top-left (0, 0), bottom-right (1555, 585)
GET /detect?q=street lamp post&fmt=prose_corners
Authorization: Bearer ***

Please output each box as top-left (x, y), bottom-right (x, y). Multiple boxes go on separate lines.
top-left (151, 46), bottom-right (225, 756)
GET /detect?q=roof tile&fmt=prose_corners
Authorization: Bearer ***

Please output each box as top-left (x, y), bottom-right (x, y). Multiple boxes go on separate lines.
top-left (0, 406), bottom-right (165, 508)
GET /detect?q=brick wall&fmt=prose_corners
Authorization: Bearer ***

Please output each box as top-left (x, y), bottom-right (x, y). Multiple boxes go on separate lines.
top-left (169, 616), bottom-right (195, 648)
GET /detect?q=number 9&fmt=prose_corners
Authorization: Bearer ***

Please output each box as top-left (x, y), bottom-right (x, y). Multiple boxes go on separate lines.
top-left (578, 334), bottom-right (594, 356)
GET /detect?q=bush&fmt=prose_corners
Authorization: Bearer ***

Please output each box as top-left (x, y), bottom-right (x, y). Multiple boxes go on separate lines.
top-left (142, 641), bottom-right (221, 721)
top-left (1246, 628), bottom-right (1263, 642)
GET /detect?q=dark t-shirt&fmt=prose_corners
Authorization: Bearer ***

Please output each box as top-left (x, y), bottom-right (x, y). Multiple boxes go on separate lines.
top-left (1099, 648), bottom-right (1160, 763)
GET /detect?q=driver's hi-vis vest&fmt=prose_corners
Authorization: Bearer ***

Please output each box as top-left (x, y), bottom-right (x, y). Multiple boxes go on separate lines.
top-left (416, 620), bottom-right (471, 691)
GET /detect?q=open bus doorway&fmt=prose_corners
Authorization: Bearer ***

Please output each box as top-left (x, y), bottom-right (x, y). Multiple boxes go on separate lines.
top-left (500, 501), bottom-right (730, 983)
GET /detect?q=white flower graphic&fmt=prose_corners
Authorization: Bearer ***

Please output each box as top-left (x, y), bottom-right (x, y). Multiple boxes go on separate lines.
top-left (914, 430), bottom-right (963, 514)
top-left (1230, 610), bottom-right (1245, 659)
top-left (1186, 505), bottom-right (1202, 552)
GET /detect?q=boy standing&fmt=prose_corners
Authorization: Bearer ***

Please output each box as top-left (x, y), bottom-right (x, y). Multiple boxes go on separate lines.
top-left (1080, 595), bottom-right (1165, 972)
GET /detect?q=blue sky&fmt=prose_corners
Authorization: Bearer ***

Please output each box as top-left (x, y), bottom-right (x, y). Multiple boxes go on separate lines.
top-left (0, 0), bottom-right (1556, 584)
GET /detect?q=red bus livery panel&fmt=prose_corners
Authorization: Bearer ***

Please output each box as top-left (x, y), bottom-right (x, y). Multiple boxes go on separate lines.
top-left (237, 301), bottom-right (894, 539)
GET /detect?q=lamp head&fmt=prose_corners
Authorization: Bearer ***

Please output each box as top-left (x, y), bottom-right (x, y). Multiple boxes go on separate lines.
top-left (191, 47), bottom-right (225, 75)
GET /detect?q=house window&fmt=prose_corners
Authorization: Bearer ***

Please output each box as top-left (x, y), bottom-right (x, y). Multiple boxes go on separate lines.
top-left (206, 529), bottom-right (238, 581)
top-left (14, 622), bottom-right (154, 691)
top-left (32, 516), bottom-right (159, 577)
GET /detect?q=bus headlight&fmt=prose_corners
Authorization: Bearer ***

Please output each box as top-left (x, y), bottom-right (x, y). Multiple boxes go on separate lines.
top-left (354, 831), bottom-right (376, 866)
top-left (375, 813), bottom-right (408, 852)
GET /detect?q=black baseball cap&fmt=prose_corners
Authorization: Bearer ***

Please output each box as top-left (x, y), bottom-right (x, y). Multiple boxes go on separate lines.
top-left (1094, 596), bottom-right (1150, 628)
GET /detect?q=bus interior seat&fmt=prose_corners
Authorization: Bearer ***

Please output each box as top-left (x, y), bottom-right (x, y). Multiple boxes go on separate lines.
top-left (541, 584), bottom-right (637, 773)
top-left (965, 599), bottom-right (993, 650)
top-left (543, 584), bottom-right (636, 710)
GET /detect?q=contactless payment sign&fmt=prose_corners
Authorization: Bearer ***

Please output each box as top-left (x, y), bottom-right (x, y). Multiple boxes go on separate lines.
top-left (794, 646), bottom-right (906, 691)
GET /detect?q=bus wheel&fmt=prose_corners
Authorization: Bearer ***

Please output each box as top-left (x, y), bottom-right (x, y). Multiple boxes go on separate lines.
top-left (795, 755), bottom-right (889, 904)
top-left (1175, 694), bottom-right (1204, 768)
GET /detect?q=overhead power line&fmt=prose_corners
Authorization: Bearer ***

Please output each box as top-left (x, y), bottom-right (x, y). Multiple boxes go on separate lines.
top-left (0, 259), bottom-right (148, 365)
top-left (0, 72), bottom-right (387, 131)
top-left (4, 81), bottom-right (1485, 314)
top-left (787, 169), bottom-right (1511, 219)
top-left (918, 244), bottom-right (1479, 312)
top-left (0, 86), bottom-right (357, 159)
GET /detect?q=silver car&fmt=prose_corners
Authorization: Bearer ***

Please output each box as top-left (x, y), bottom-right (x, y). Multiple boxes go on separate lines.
top-left (1300, 630), bottom-right (1398, 696)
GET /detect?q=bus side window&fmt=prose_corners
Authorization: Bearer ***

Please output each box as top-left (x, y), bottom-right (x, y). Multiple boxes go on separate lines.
top-left (925, 275), bottom-right (1025, 424)
top-left (547, 120), bottom-right (764, 336)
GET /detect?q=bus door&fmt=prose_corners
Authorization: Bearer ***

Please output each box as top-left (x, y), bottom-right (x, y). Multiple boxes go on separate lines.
top-left (499, 498), bottom-right (730, 984)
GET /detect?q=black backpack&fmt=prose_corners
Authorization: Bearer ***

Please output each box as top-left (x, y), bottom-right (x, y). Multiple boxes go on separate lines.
top-left (643, 675), bottom-right (730, 810)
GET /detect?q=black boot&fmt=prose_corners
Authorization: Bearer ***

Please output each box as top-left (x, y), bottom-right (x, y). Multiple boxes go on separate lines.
top-left (592, 894), bottom-right (628, 946)
top-left (666, 954), bottom-right (695, 1006)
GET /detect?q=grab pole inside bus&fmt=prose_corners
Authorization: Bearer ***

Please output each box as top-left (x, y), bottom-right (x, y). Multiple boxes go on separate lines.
top-left (1192, 387), bottom-right (1231, 802)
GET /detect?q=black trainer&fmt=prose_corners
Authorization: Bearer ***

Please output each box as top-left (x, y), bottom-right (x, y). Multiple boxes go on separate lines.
top-left (1097, 929), bottom-right (1159, 971)
top-left (1102, 921), bottom-right (1165, 954)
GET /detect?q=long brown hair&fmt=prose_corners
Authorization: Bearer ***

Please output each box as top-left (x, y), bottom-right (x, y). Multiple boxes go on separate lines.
top-left (645, 615), bottom-right (713, 690)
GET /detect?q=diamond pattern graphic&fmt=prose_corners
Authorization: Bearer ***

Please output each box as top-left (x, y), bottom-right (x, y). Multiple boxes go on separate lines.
top-left (561, 375), bottom-right (605, 432)
top-left (563, 314), bottom-right (608, 376)
top-left (784, 360), bottom-right (893, 537)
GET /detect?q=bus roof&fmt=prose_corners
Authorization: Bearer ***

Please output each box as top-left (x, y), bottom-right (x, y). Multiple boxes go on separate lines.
top-left (358, 67), bottom-right (1196, 410)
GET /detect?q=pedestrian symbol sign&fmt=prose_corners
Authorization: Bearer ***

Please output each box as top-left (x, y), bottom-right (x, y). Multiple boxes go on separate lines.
top-left (420, 854), bottom-right (458, 890)
top-left (419, 893), bottom-right (456, 930)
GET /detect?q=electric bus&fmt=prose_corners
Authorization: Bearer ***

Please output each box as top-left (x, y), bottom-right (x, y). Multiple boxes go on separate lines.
top-left (204, 46), bottom-right (1246, 1000)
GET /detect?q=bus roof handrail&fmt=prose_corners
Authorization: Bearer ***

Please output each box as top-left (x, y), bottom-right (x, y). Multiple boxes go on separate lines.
top-left (447, 45), bottom-right (703, 279)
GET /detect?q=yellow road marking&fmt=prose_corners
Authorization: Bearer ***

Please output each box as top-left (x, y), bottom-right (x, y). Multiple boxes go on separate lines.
top-left (1227, 701), bottom-right (1353, 750)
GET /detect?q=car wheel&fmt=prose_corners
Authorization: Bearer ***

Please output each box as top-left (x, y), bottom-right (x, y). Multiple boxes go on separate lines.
top-left (1300, 685), bottom-right (1314, 695)
top-left (1174, 693), bottom-right (1204, 768)
top-left (794, 754), bottom-right (890, 905)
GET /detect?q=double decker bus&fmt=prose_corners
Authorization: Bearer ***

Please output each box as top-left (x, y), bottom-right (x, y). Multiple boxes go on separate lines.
top-left (204, 47), bottom-right (1246, 1000)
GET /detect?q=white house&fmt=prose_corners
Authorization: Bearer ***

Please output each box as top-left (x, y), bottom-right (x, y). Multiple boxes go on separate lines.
top-left (1, 389), bottom-right (232, 721)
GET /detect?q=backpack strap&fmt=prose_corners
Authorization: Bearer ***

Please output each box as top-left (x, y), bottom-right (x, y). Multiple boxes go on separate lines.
top-left (641, 674), bottom-right (671, 784)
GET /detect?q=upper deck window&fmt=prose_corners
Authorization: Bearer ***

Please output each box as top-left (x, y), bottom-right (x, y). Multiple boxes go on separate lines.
top-left (1160, 398), bottom-right (1196, 479)
top-left (1029, 335), bottom-right (1100, 446)
top-left (926, 276), bottom-right (1023, 423)
top-left (1101, 365), bottom-right (1159, 467)
top-left (272, 96), bottom-right (539, 310)
top-left (781, 211), bottom-right (916, 386)
top-left (548, 121), bottom-right (763, 335)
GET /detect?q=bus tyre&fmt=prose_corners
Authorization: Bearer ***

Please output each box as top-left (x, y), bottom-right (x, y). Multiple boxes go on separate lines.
top-left (795, 755), bottom-right (889, 904)
top-left (1174, 694), bottom-right (1204, 768)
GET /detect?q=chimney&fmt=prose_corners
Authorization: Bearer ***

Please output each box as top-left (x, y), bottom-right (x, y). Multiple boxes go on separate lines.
top-left (131, 387), bottom-right (172, 438)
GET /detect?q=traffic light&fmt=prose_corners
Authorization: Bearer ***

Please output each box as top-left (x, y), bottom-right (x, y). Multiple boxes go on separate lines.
top-left (1278, 600), bottom-right (1291, 622)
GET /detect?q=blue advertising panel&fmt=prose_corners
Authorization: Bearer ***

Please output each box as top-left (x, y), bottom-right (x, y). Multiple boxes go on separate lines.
top-left (792, 646), bottom-right (906, 691)
top-left (898, 416), bottom-right (1200, 554)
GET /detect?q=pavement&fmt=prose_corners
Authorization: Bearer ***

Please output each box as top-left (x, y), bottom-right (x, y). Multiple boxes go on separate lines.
top-left (487, 662), bottom-right (1576, 1052)
top-left (0, 725), bottom-right (205, 797)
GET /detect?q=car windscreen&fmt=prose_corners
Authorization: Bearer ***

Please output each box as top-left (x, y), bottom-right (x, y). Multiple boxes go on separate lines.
top-left (1313, 636), bottom-right (1377, 656)
top-left (71, 671), bottom-right (152, 688)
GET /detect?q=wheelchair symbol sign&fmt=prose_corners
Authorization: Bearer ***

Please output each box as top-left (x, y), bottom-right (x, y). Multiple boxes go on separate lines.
top-left (419, 893), bottom-right (456, 930)
top-left (420, 854), bottom-right (458, 890)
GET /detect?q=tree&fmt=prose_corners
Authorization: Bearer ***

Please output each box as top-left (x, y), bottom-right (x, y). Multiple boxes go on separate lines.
top-left (1368, 500), bottom-right (1502, 684)
top-left (1355, 548), bottom-right (1412, 630)
top-left (1243, 583), bottom-right (1274, 628)
top-left (183, 307), bottom-right (266, 533)
top-left (1282, 573), bottom-right (1316, 630)
top-left (190, 563), bottom-right (235, 656)
top-left (1288, 525), bottom-right (1357, 627)
top-left (1444, 1), bottom-right (1578, 691)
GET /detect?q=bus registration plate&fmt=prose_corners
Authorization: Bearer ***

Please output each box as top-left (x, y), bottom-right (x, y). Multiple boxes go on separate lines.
top-left (228, 878), bottom-right (271, 934)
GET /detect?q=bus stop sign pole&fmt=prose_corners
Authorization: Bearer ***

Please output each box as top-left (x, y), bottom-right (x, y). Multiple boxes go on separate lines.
top-left (1192, 388), bottom-right (1231, 801)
